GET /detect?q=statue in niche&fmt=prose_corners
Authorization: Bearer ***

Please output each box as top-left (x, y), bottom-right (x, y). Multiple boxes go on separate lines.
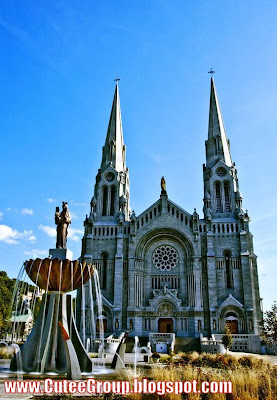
top-left (163, 283), bottom-right (168, 295)
top-left (117, 211), bottom-right (125, 225)
top-left (205, 207), bottom-right (212, 222)
top-left (249, 319), bottom-right (253, 332)
top-left (130, 319), bottom-right (133, 330)
top-left (161, 176), bottom-right (166, 194)
top-left (212, 319), bottom-right (217, 331)
top-left (198, 319), bottom-right (202, 331)
top-left (55, 202), bottom-right (71, 249)
top-left (115, 319), bottom-right (119, 330)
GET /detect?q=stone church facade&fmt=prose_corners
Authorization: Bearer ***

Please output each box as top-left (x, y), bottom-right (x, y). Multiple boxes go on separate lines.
top-left (78, 79), bottom-right (262, 345)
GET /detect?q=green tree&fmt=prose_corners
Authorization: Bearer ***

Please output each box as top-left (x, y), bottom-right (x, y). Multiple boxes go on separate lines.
top-left (0, 271), bottom-right (16, 338)
top-left (0, 270), bottom-right (43, 339)
top-left (260, 302), bottom-right (277, 354)
top-left (222, 324), bottom-right (233, 353)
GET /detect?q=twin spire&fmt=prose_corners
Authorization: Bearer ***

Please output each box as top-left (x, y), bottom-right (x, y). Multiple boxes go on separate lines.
top-left (100, 82), bottom-right (126, 173)
top-left (206, 77), bottom-right (232, 168)
top-left (100, 76), bottom-right (232, 173)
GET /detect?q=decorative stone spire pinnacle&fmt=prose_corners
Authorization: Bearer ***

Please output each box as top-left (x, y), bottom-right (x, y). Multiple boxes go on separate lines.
top-left (206, 77), bottom-right (232, 168)
top-left (100, 83), bottom-right (126, 173)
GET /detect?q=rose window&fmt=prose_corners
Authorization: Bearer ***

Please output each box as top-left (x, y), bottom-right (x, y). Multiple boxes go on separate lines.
top-left (153, 245), bottom-right (178, 271)
top-left (216, 167), bottom-right (227, 177)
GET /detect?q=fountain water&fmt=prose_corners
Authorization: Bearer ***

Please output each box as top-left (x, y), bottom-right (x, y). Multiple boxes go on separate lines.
top-left (3, 201), bottom-right (130, 380)
top-left (10, 344), bottom-right (23, 381)
top-left (133, 336), bottom-right (140, 377)
top-left (9, 258), bottom-right (94, 379)
top-left (5, 257), bottom-right (130, 380)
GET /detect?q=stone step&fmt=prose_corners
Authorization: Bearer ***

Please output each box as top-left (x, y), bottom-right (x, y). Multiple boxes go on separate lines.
top-left (174, 337), bottom-right (201, 353)
top-left (125, 336), bottom-right (149, 353)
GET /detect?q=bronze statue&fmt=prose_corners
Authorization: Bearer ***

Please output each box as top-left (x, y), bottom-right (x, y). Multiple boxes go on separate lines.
top-left (55, 202), bottom-right (71, 249)
top-left (161, 176), bottom-right (166, 193)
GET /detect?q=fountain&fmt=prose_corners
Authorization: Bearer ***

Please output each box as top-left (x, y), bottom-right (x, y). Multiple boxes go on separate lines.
top-left (133, 336), bottom-right (140, 377)
top-left (10, 258), bottom-right (94, 379)
top-left (4, 202), bottom-right (131, 380)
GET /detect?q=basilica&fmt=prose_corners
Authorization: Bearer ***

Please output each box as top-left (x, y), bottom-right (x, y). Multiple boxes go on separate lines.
top-left (77, 78), bottom-right (262, 351)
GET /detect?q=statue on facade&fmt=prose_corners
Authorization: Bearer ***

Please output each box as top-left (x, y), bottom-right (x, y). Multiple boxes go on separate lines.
top-left (55, 202), bottom-right (71, 249)
top-left (204, 207), bottom-right (212, 222)
top-left (130, 210), bottom-right (136, 222)
top-left (161, 176), bottom-right (166, 194)
top-left (163, 283), bottom-right (168, 295)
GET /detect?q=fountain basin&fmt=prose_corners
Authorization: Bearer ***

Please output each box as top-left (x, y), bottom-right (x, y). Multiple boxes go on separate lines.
top-left (25, 258), bottom-right (94, 292)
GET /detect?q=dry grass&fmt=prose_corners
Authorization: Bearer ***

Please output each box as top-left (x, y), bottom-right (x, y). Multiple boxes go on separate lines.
top-left (126, 352), bottom-right (276, 400)
top-left (11, 351), bottom-right (277, 399)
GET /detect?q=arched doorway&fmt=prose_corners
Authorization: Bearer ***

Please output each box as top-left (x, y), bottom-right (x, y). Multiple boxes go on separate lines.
top-left (96, 318), bottom-right (107, 333)
top-left (226, 320), bottom-right (238, 334)
top-left (158, 318), bottom-right (173, 333)
top-left (225, 311), bottom-right (239, 334)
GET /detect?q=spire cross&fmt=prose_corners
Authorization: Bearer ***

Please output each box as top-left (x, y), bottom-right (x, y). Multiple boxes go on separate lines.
top-left (208, 68), bottom-right (215, 76)
top-left (114, 76), bottom-right (120, 85)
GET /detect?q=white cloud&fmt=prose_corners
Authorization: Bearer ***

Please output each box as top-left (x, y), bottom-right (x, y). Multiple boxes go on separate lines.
top-left (28, 235), bottom-right (36, 242)
top-left (47, 198), bottom-right (56, 203)
top-left (7, 207), bottom-right (17, 213)
top-left (24, 249), bottom-right (48, 259)
top-left (0, 224), bottom-right (36, 244)
top-left (68, 227), bottom-right (83, 241)
top-left (39, 225), bottom-right (83, 242)
top-left (0, 212), bottom-right (3, 221)
top-left (39, 224), bottom-right (56, 237)
top-left (21, 208), bottom-right (34, 216)
top-left (69, 201), bottom-right (87, 206)
top-left (70, 211), bottom-right (79, 220)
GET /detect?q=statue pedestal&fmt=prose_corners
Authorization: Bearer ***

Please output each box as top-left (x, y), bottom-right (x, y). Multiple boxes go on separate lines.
top-left (49, 248), bottom-right (73, 260)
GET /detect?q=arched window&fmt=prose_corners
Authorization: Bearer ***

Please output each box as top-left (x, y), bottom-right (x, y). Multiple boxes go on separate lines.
top-left (224, 251), bottom-right (232, 289)
top-left (102, 186), bottom-right (108, 216)
top-left (224, 182), bottom-right (231, 212)
top-left (101, 252), bottom-right (108, 290)
top-left (215, 182), bottom-right (222, 212)
top-left (110, 186), bottom-right (116, 216)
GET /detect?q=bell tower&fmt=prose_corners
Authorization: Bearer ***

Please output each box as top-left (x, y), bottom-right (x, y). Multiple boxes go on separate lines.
top-left (90, 82), bottom-right (130, 223)
top-left (203, 78), bottom-right (244, 222)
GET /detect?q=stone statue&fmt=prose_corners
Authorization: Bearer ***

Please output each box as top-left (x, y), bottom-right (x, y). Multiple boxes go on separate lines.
top-left (249, 319), bottom-right (253, 332)
top-left (205, 207), bottom-right (212, 222)
top-left (163, 283), bottom-right (168, 295)
top-left (212, 319), bottom-right (217, 331)
top-left (161, 176), bottom-right (166, 193)
top-left (55, 202), bottom-right (71, 249)
top-left (130, 210), bottom-right (136, 222)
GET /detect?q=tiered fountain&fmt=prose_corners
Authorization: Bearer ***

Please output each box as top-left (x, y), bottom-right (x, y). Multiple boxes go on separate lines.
top-left (7, 202), bottom-right (128, 379)
top-left (10, 258), bottom-right (94, 379)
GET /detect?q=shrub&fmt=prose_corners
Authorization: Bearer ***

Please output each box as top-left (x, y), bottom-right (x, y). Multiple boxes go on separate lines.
top-left (0, 346), bottom-right (14, 359)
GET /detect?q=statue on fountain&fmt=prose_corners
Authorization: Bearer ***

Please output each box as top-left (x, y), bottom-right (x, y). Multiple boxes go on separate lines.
top-left (55, 202), bottom-right (71, 249)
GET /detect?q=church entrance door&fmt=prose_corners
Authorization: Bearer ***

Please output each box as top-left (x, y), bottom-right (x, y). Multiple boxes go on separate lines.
top-left (96, 319), bottom-right (107, 333)
top-left (226, 320), bottom-right (238, 334)
top-left (158, 318), bottom-right (173, 333)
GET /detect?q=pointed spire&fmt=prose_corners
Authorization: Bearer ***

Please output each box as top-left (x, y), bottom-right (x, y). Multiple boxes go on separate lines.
top-left (100, 83), bottom-right (125, 172)
top-left (206, 78), bottom-right (232, 167)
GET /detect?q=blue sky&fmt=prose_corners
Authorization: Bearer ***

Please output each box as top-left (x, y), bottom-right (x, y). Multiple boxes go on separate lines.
top-left (0, 1), bottom-right (276, 311)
